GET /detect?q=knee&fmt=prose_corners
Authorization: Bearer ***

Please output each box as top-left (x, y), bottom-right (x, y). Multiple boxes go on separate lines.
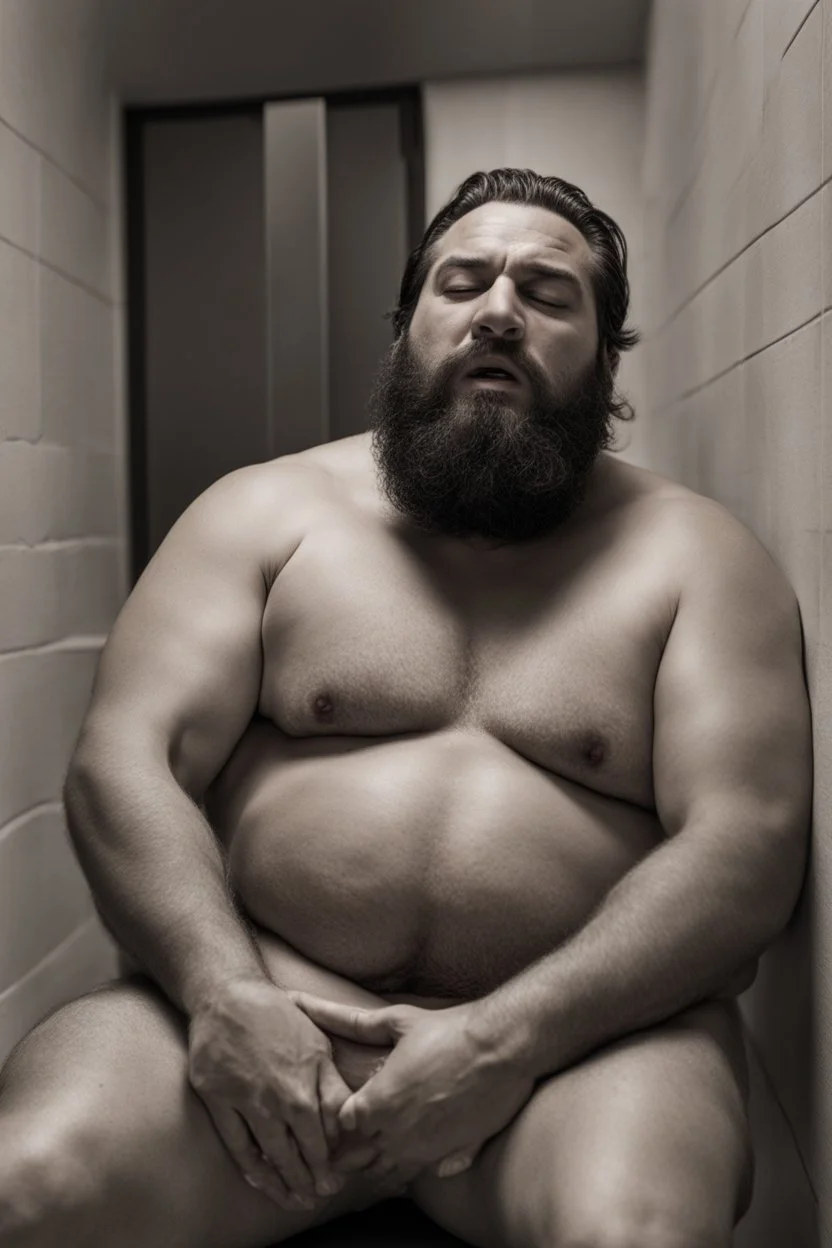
top-left (0, 1119), bottom-right (105, 1243)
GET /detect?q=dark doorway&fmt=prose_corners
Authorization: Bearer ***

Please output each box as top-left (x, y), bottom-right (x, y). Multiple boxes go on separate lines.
top-left (125, 88), bottom-right (423, 581)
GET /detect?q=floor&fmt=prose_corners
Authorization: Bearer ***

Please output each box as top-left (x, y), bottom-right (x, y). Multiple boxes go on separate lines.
top-left (288, 1199), bottom-right (469, 1247)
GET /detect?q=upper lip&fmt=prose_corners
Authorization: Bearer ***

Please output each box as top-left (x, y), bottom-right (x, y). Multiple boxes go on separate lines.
top-left (462, 355), bottom-right (524, 384)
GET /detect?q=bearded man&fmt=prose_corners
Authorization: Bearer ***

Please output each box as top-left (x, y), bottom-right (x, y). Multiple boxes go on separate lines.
top-left (0, 169), bottom-right (810, 1248)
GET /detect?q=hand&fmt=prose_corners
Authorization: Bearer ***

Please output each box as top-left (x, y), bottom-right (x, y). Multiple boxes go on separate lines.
top-left (289, 993), bottom-right (535, 1186)
top-left (188, 978), bottom-right (356, 1210)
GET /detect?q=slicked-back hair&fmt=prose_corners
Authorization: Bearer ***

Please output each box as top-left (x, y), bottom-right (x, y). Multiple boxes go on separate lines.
top-left (392, 168), bottom-right (641, 371)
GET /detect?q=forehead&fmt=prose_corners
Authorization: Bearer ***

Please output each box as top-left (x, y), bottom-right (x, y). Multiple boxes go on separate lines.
top-left (430, 201), bottom-right (596, 281)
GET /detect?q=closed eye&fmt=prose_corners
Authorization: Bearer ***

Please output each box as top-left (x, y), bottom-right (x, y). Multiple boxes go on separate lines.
top-left (528, 294), bottom-right (570, 309)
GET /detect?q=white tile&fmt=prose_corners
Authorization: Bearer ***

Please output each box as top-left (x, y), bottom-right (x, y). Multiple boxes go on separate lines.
top-left (763, 0), bottom-right (821, 83)
top-left (0, 917), bottom-right (118, 1063)
top-left (0, 120), bottom-right (40, 254)
top-left (0, 805), bottom-right (94, 992)
top-left (824, 184), bottom-right (832, 314)
top-left (40, 159), bottom-right (109, 296)
top-left (703, 254), bottom-right (747, 384)
top-left (824, 0), bottom-right (832, 181)
top-left (0, 240), bottom-right (39, 441)
top-left (0, 542), bottom-right (122, 653)
top-left (744, 322), bottom-right (823, 651)
top-left (0, 646), bottom-right (102, 827)
top-left (0, 442), bottom-right (113, 544)
top-left (0, 547), bottom-right (56, 652)
top-left (700, 0), bottom-right (765, 225)
top-left (744, 190), bottom-right (824, 358)
top-left (40, 267), bottom-right (115, 452)
top-left (0, 0), bottom-right (112, 204)
top-left (748, 3), bottom-right (824, 238)
top-left (55, 542), bottom-right (123, 638)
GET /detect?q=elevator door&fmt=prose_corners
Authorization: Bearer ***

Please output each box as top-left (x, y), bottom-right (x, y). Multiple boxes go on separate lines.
top-left (129, 90), bottom-right (422, 579)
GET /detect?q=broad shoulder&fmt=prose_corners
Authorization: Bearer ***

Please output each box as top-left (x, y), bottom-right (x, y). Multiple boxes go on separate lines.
top-left (601, 456), bottom-right (800, 639)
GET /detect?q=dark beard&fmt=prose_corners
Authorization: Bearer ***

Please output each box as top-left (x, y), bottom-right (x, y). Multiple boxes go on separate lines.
top-left (368, 334), bottom-right (616, 544)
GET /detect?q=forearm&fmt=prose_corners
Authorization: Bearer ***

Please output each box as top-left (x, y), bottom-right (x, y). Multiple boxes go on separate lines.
top-left (474, 824), bottom-right (798, 1079)
top-left (64, 749), bottom-right (267, 1017)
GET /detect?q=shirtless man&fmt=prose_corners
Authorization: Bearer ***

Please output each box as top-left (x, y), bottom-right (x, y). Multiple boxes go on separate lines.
top-left (0, 168), bottom-right (811, 1248)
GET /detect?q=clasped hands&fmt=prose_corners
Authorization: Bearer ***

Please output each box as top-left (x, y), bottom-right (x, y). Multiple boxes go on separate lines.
top-left (289, 991), bottom-right (534, 1188)
top-left (187, 978), bottom-right (533, 1211)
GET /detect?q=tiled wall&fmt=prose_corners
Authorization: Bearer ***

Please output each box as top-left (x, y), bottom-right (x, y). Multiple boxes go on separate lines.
top-left (640, 1), bottom-right (829, 1242)
top-left (0, 0), bottom-right (126, 1060)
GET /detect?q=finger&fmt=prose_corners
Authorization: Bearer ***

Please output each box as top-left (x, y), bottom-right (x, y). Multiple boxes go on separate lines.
top-left (252, 1118), bottom-right (317, 1205)
top-left (336, 1092), bottom-right (365, 1134)
top-left (365, 1155), bottom-right (401, 1181)
top-left (331, 1142), bottom-right (381, 1173)
top-left (204, 1104), bottom-right (298, 1209)
top-left (289, 994), bottom-right (398, 1045)
top-left (285, 1080), bottom-right (344, 1198)
top-left (435, 1150), bottom-right (476, 1179)
top-left (317, 1059), bottom-right (352, 1151)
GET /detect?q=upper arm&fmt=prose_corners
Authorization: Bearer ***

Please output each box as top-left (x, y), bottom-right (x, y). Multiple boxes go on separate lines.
top-left (652, 502), bottom-right (812, 920)
top-left (73, 464), bottom-right (303, 798)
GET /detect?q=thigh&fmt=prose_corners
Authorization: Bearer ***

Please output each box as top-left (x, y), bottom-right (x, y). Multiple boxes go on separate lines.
top-left (0, 944), bottom-right (397, 1248)
top-left (412, 1000), bottom-right (753, 1248)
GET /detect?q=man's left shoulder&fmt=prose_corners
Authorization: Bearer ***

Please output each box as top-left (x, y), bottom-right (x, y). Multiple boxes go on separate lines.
top-left (607, 459), bottom-right (800, 629)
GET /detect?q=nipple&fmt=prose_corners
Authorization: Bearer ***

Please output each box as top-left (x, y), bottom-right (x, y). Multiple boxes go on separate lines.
top-left (584, 737), bottom-right (606, 767)
top-left (313, 693), bottom-right (335, 718)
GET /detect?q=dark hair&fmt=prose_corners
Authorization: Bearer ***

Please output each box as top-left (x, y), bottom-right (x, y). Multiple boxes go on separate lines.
top-left (392, 169), bottom-right (640, 417)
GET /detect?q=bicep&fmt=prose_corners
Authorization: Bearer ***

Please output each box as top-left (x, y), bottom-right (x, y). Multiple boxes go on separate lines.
top-left (75, 469), bottom-right (288, 797)
top-left (652, 513), bottom-right (812, 853)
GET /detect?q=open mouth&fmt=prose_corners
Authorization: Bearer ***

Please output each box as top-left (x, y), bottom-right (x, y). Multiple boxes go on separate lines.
top-left (465, 366), bottom-right (521, 383)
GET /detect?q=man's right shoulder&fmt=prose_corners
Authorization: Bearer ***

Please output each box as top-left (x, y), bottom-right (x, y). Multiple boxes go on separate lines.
top-left (160, 455), bottom-right (338, 582)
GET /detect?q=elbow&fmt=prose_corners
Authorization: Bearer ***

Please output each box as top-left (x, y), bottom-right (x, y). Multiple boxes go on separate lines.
top-left (750, 821), bottom-right (810, 946)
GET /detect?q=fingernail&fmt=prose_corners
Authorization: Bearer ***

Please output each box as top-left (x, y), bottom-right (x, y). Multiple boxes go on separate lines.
top-left (317, 1175), bottom-right (343, 1197)
top-left (292, 1194), bottom-right (315, 1211)
top-left (439, 1157), bottom-right (469, 1178)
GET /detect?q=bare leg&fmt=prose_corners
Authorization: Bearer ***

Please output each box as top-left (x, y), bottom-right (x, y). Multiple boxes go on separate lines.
top-left (0, 934), bottom-right (398, 1248)
top-left (410, 1000), bottom-right (753, 1248)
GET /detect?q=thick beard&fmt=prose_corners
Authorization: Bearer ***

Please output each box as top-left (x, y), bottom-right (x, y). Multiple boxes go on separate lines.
top-left (368, 334), bottom-right (616, 544)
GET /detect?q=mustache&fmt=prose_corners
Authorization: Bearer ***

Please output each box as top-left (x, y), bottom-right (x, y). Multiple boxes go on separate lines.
top-left (413, 339), bottom-right (555, 403)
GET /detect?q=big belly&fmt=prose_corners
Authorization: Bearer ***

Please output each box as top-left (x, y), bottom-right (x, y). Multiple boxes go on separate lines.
top-left (210, 721), bottom-right (663, 998)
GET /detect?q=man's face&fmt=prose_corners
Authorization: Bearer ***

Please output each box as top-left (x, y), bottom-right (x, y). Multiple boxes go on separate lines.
top-left (369, 202), bottom-right (618, 545)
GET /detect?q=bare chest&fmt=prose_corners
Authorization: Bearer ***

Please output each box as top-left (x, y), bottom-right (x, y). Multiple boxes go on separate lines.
top-left (259, 517), bottom-right (667, 807)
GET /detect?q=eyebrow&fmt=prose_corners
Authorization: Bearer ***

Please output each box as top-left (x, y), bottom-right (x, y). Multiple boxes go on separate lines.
top-left (433, 254), bottom-right (585, 296)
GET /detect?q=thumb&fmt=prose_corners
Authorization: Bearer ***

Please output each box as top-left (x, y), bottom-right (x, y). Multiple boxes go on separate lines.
top-left (289, 993), bottom-right (400, 1045)
top-left (434, 1149), bottom-right (477, 1179)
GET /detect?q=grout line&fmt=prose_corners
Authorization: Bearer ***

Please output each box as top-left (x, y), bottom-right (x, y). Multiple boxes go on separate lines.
top-left (0, 801), bottom-right (64, 847)
top-left (0, 917), bottom-right (98, 1008)
top-left (743, 1026), bottom-right (820, 1203)
top-left (0, 635), bottom-right (107, 662)
top-left (0, 116), bottom-right (109, 213)
top-left (0, 537), bottom-right (119, 552)
top-left (0, 228), bottom-right (115, 307)
top-left (652, 177), bottom-right (832, 343)
top-left (652, 310), bottom-right (827, 415)
top-left (782, 0), bottom-right (822, 60)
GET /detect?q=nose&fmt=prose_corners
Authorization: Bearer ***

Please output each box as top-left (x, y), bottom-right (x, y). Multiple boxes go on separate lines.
top-left (470, 277), bottom-right (525, 342)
